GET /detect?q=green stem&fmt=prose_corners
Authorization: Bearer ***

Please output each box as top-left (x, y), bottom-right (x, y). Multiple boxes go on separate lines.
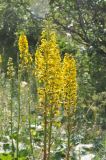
top-left (10, 80), bottom-right (14, 158)
top-left (43, 98), bottom-right (47, 160)
top-left (16, 76), bottom-right (21, 159)
top-left (66, 110), bottom-right (71, 160)
top-left (48, 106), bottom-right (53, 160)
top-left (28, 101), bottom-right (34, 158)
top-left (28, 74), bottom-right (34, 159)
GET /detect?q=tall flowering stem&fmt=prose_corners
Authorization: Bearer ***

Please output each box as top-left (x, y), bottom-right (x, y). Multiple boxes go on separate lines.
top-left (18, 33), bottom-right (33, 158)
top-left (35, 28), bottom-right (62, 160)
top-left (46, 31), bottom-right (62, 160)
top-left (35, 40), bottom-right (48, 160)
top-left (35, 47), bottom-right (47, 160)
top-left (7, 57), bottom-right (15, 158)
top-left (62, 54), bottom-right (77, 160)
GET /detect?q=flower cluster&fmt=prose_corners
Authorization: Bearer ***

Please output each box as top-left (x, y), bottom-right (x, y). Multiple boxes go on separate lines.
top-left (35, 30), bottom-right (62, 112)
top-left (35, 29), bottom-right (77, 115)
top-left (62, 53), bottom-right (77, 113)
top-left (18, 33), bottom-right (32, 68)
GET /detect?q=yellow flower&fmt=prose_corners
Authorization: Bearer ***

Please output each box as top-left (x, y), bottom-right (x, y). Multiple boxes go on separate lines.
top-left (35, 30), bottom-right (62, 111)
top-left (62, 53), bottom-right (77, 113)
top-left (18, 33), bottom-right (29, 54)
top-left (18, 33), bottom-right (32, 68)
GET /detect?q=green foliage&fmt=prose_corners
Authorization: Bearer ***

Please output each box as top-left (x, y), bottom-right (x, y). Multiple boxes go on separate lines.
top-left (93, 133), bottom-right (106, 160)
top-left (0, 154), bottom-right (12, 160)
top-left (76, 51), bottom-right (95, 101)
top-left (0, 153), bottom-right (27, 160)
top-left (49, 0), bottom-right (106, 57)
top-left (0, 0), bottom-right (41, 60)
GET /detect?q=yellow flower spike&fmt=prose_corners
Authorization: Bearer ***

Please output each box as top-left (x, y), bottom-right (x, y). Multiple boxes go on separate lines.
top-left (62, 53), bottom-right (77, 160)
top-left (35, 28), bottom-right (62, 159)
top-left (18, 32), bottom-right (29, 54)
top-left (62, 53), bottom-right (77, 113)
top-left (18, 33), bottom-right (32, 69)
